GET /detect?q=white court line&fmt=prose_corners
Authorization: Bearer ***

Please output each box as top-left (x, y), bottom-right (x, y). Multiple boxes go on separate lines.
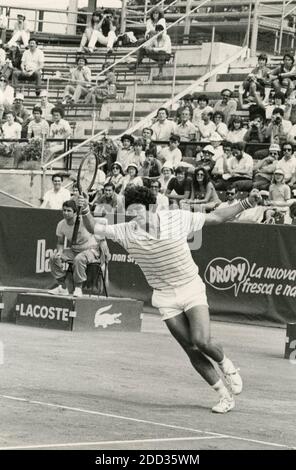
top-left (0, 435), bottom-right (226, 450)
top-left (0, 394), bottom-right (295, 450)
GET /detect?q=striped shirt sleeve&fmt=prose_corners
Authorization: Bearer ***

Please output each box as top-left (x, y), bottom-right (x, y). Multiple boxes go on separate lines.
top-left (95, 222), bottom-right (128, 249)
top-left (179, 210), bottom-right (206, 234)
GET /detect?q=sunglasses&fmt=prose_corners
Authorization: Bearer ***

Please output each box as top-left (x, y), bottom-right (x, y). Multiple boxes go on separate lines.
top-left (226, 191), bottom-right (235, 195)
top-left (196, 172), bottom-right (205, 176)
top-left (270, 152), bottom-right (279, 156)
top-left (283, 148), bottom-right (292, 151)
top-left (222, 94), bottom-right (231, 98)
top-left (0, 78), bottom-right (7, 82)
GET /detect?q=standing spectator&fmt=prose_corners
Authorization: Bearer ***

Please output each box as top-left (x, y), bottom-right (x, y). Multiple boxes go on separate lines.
top-left (62, 56), bottom-right (92, 105)
top-left (159, 163), bottom-right (174, 193)
top-left (227, 116), bottom-right (247, 143)
top-left (225, 142), bottom-right (254, 191)
top-left (6, 13), bottom-right (30, 49)
top-left (27, 106), bottom-right (49, 139)
top-left (41, 173), bottom-right (71, 209)
top-left (78, 10), bottom-right (117, 54)
top-left (105, 161), bottom-right (124, 194)
top-left (145, 7), bottom-right (166, 39)
top-left (181, 168), bottom-right (220, 212)
top-left (11, 92), bottom-right (30, 138)
top-left (270, 53), bottom-right (296, 97)
top-left (159, 134), bottom-right (182, 168)
top-left (150, 180), bottom-right (169, 211)
top-left (12, 38), bottom-right (44, 96)
top-left (192, 94), bottom-right (213, 127)
top-left (213, 89), bottom-right (237, 125)
top-left (151, 107), bottom-right (177, 141)
top-left (165, 167), bottom-right (191, 207)
top-left (38, 90), bottom-right (54, 122)
top-left (0, 74), bottom-right (14, 121)
top-left (135, 24), bottom-right (171, 79)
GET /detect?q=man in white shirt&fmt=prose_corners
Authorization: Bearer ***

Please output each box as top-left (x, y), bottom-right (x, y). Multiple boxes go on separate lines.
top-left (159, 134), bottom-right (182, 168)
top-left (225, 143), bottom-right (254, 191)
top-left (176, 108), bottom-right (198, 142)
top-left (277, 143), bottom-right (296, 185)
top-left (37, 89), bottom-right (54, 122)
top-left (12, 38), bottom-right (44, 96)
top-left (2, 110), bottom-right (21, 139)
top-left (27, 106), bottom-right (49, 139)
top-left (62, 56), bottom-right (92, 105)
top-left (41, 173), bottom-right (71, 210)
top-left (49, 107), bottom-right (72, 159)
top-left (135, 24), bottom-right (171, 78)
top-left (150, 180), bottom-right (169, 211)
top-left (151, 107), bottom-right (177, 142)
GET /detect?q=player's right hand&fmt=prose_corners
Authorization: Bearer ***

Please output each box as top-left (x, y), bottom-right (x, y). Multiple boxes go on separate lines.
top-left (77, 194), bottom-right (89, 210)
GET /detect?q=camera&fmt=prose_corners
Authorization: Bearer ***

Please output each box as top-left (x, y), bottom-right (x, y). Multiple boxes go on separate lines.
top-left (274, 117), bottom-right (282, 125)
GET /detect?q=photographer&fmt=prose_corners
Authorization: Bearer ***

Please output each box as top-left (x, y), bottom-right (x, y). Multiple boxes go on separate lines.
top-left (265, 108), bottom-right (292, 145)
top-left (243, 114), bottom-right (268, 156)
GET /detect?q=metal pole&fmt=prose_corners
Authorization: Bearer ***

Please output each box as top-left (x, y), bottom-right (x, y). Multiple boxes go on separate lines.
top-left (171, 52), bottom-right (177, 108)
top-left (244, 0), bottom-right (252, 49)
top-left (291, 17), bottom-right (296, 50)
top-left (209, 25), bottom-right (215, 72)
top-left (279, 0), bottom-right (287, 54)
top-left (91, 108), bottom-right (96, 136)
top-left (40, 134), bottom-right (46, 201)
top-left (120, 0), bottom-right (127, 34)
top-left (184, 0), bottom-right (192, 44)
top-left (144, 0), bottom-right (149, 22)
top-left (250, 0), bottom-right (260, 57)
top-left (131, 80), bottom-right (137, 127)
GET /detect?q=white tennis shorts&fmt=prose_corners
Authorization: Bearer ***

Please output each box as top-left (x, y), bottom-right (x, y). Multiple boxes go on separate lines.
top-left (151, 276), bottom-right (208, 321)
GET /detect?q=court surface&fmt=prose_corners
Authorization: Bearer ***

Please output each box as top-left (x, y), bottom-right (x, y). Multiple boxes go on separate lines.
top-left (0, 314), bottom-right (295, 450)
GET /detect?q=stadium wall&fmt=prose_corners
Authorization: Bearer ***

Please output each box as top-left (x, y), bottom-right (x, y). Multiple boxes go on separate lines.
top-left (0, 206), bottom-right (295, 325)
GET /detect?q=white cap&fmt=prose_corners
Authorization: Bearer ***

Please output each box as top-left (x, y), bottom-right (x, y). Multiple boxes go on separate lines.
top-left (40, 90), bottom-right (48, 97)
top-left (15, 93), bottom-right (24, 100)
top-left (203, 144), bottom-right (215, 155)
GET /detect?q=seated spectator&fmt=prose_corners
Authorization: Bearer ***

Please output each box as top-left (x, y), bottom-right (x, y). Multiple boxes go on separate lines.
top-left (213, 89), bottom-right (237, 125)
top-left (165, 166), bottom-right (191, 207)
top-left (181, 167), bottom-right (220, 212)
top-left (192, 94), bottom-right (213, 127)
top-left (235, 189), bottom-right (265, 223)
top-left (243, 54), bottom-right (270, 99)
top-left (0, 74), bottom-right (14, 121)
top-left (150, 180), bottom-right (169, 211)
top-left (85, 70), bottom-right (116, 104)
top-left (27, 106), bottom-right (49, 139)
top-left (93, 182), bottom-right (124, 216)
top-left (12, 38), bottom-right (44, 96)
top-left (212, 141), bottom-right (233, 187)
top-left (62, 56), bottom-right (92, 105)
top-left (1, 44), bottom-right (22, 81)
top-left (0, 8), bottom-right (8, 44)
top-left (218, 186), bottom-right (238, 209)
top-left (134, 24), bottom-right (171, 79)
top-left (227, 116), bottom-right (247, 143)
top-left (224, 142), bottom-right (254, 191)
top-left (105, 161), bottom-right (124, 194)
top-left (269, 168), bottom-right (291, 203)
top-left (158, 163), bottom-right (174, 193)
top-left (120, 163), bottom-right (143, 193)
top-left (49, 107), bottom-right (72, 160)
top-left (159, 134), bottom-right (182, 168)
top-left (253, 143), bottom-right (281, 190)
top-left (141, 127), bottom-right (157, 153)
top-left (244, 113), bottom-right (268, 156)
top-left (78, 10), bottom-right (117, 54)
top-left (141, 148), bottom-right (162, 178)
top-left (213, 111), bottom-right (228, 140)
top-left (116, 134), bottom-right (136, 172)
top-left (196, 144), bottom-right (215, 174)
top-left (265, 107), bottom-right (292, 145)
top-left (133, 138), bottom-right (146, 168)
top-left (276, 143), bottom-right (296, 188)
top-left (151, 107), bottom-right (177, 141)
top-left (270, 53), bottom-right (296, 98)
top-left (11, 92), bottom-right (30, 138)
top-left (41, 173), bottom-right (71, 209)
top-left (1, 110), bottom-right (21, 139)
top-left (175, 95), bottom-right (193, 124)
top-left (145, 7), bottom-right (166, 39)
top-left (6, 14), bottom-right (30, 49)
top-left (37, 90), bottom-right (54, 123)
top-left (198, 110), bottom-right (215, 141)
top-left (265, 92), bottom-right (287, 120)
top-left (176, 107), bottom-right (197, 141)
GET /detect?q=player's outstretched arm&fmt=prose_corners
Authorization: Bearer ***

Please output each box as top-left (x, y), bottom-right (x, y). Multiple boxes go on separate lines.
top-left (205, 189), bottom-right (260, 225)
top-left (78, 195), bottom-right (108, 238)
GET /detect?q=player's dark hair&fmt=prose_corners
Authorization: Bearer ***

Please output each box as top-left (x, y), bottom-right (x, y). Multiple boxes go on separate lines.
top-left (124, 186), bottom-right (156, 211)
top-left (51, 106), bottom-right (64, 118)
top-left (104, 182), bottom-right (115, 191)
top-left (62, 199), bottom-right (77, 212)
top-left (52, 173), bottom-right (63, 181)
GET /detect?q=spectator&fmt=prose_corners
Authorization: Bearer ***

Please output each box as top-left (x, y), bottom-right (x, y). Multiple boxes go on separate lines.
top-left (176, 107), bottom-right (198, 141)
top-left (85, 70), bottom-right (116, 104)
top-left (37, 90), bottom-right (54, 123)
top-left (27, 106), bottom-right (49, 139)
top-left (212, 141), bottom-right (233, 188)
top-left (197, 110), bottom-right (215, 141)
top-left (192, 94), bottom-right (213, 127)
top-left (243, 53), bottom-right (270, 98)
top-left (151, 107), bottom-right (177, 141)
top-left (196, 145), bottom-right (215, 174)
top-left (1, 44), bottom-right (22, 81)
top-left (218, 186), bottom-right (238, 209)
top-left (244, 114), bottom-right (268, 155)
top-left (165, 166), bottom-right (191, 207)
top-left (253, 143), bottom-right (281, 190)
top-left (150, 180), bottom-right (169, 211)
top-left (41, 173), bottom-right (71, 209)
top-left (265, 92), bottom-right (287, 120)
top-left (93, 182), bottom-right (123, 216)
top-left (225, 142), bottom-right (254, 191)
top-left (49, 107), bottom-right (72, 159)
top-left (213, 111), bottom-right (228, 140)
top-left (181, 167), bottom-right (220, 212)
top-left (238, 83), bottom-right (266, 122)
top-left (158, 163), bottom-right (174, 193)
top-left (141, 127), bottom-right (156, 153)
top-left (141, 148), bottom-right (162, 178)
top-left (134, 24), bottom-right (171, 79)
top-left (265, 107), bottom-right (292, 145)
top-left (12, 38), bottom-right (44, 96)
top-left (276, 143), bottom-right (296, 186)
top-left (0, 40), bottom-right (5, 68)
top-left (235, 189), bottom-right (265, 223)
top-left (269, 168), bottom-right (291, 204)
top-left (227, 116), bottom-right (247, 143)
top-left (145, 7), bottom-right (166, 39)
top-left (0, 8), bottom-right (8, 44)
top-left (78, 10), bottom-right (117, 54)
top-left (1, 110), bottom-right (21, 139)
top-left (6, 13), bottom-right (30, 49)
top-left (270, 53), bottom-right (296, 97)
top-left (120, 163), bottom-right (143, 193)
top-left (116, 134), bottom-right (136, 172)
top-left (11, 92), bottom-right (30, 138)
top-left (105, 161), bottom-right (124, 194)
top-left (133, 138), bottom-right (146, 169)
top-left (159, 134), bottom-right (182, 168)
top-left (175, 95), bottom-right (193, 123)
top-left (213, 89), bottom-right (237, 125)
top-left (62, 56), bottom-right (92, 105)
top-left (0, 74), bottom-right (14, 121)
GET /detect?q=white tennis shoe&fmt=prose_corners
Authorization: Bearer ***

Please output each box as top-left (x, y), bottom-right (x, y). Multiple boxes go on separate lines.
top-left (73, 287), bottom-right (83, 297)
top-left (48, 285), bottom-right (69, 296)
top-left (212, 396), bottom-right (235, 414)
top-left (220, 358), bottom-right (243, 395)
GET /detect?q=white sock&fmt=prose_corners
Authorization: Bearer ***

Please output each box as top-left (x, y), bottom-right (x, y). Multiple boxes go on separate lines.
top-left (212, 379), bottom-right (231, 400)
top-left (218, 355), bottom-right (233, 372)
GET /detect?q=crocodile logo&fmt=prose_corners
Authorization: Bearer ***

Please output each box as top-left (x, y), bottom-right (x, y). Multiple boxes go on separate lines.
top-left (94, 304), bottom-right (122, 329)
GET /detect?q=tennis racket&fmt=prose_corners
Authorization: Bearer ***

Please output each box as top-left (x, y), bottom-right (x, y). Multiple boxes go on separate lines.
top-left (71, 152), bottom-right (99, 245)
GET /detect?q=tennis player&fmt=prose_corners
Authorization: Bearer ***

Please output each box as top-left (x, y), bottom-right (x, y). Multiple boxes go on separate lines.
top-left (79, 187), bottom-right (259, 413)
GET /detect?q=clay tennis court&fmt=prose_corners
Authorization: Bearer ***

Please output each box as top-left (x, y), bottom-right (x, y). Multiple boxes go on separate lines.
top-left (0, 315), bottom-right (295, 450)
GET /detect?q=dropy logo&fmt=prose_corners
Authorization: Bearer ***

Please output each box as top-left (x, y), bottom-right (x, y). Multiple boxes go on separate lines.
top-left (94, 304), bottom-right (122, 329)
top-left (204, 257), bottom-right (250, 297)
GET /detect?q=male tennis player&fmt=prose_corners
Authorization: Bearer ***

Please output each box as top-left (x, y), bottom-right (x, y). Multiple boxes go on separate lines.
top-left (79, 187), bottom-right (259, 413)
